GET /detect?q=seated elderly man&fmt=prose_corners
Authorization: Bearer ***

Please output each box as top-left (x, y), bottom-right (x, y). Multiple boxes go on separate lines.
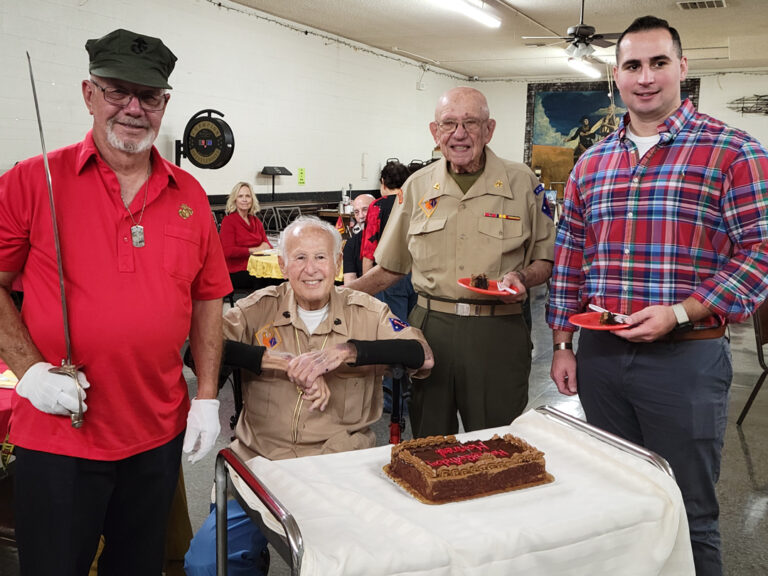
top-left (185, 216), bottom-right (433, 576)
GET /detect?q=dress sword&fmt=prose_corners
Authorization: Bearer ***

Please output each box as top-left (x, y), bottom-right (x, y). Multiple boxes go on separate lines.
top-left (26, 52), bottom-right (84, 428)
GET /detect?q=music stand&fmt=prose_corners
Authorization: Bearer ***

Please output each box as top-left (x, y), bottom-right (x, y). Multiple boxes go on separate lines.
top-left (261, 166), bottom-right (292, 201)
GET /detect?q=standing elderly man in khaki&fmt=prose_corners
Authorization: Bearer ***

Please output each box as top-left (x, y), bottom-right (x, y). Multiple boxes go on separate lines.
top-left (350, 87), bottom-right (555, 437)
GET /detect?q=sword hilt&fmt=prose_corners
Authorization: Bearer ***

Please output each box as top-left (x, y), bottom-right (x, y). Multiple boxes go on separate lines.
top-left (49, 363), bottom-right (84, 429)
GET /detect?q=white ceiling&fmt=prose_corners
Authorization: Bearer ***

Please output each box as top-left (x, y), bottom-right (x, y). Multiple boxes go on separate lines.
top-left (229, 0), bottom-right (768, 80)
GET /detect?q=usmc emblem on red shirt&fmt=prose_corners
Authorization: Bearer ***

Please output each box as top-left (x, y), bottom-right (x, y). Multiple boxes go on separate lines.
top-left (178, 204), bottom-right (193, 219)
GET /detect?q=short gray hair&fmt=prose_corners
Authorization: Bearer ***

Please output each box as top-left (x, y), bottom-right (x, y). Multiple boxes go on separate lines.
top-left (279, 216), bottom-right (342, 260)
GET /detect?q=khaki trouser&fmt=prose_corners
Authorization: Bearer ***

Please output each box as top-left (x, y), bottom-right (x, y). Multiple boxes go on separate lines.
top-left (407, 304), bottom-right (532, 437)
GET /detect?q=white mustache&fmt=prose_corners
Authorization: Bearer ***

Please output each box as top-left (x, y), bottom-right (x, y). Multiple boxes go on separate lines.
top-left (114, 116), bottom-right (150, 129)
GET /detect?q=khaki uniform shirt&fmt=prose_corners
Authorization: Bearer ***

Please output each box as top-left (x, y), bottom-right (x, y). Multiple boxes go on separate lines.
top-left (375, 147), bottom-right (555, 300)
top-left (225, 283), bottom-right (429, 461)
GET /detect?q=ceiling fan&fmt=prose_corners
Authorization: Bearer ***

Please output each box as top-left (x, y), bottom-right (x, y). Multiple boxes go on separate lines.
top-left (522, 0), bottom-right (621, 52)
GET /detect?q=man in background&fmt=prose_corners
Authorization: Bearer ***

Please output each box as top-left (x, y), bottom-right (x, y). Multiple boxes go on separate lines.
top-left (0, 29), bottom-right (230, 574)
top-left (342, 193), bottom-right (375, 285)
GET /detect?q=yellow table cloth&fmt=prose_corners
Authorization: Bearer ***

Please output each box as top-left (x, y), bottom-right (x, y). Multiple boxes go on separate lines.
top-left (248, 251), bottom-right (343, 283)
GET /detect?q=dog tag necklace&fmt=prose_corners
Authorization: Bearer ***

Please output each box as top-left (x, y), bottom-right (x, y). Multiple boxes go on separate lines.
top-left (122, 167), bottom-right (150, 248)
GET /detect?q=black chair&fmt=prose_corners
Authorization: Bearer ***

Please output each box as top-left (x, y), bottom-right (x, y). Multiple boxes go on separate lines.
top-left (388, 365), bottom-right (410, 445)
top-left (737, 301), bottom-right (768, 426)
top-left (226, 273), bottom-right (256, 308)
top-left (211, 209), bottom-right (226, 232)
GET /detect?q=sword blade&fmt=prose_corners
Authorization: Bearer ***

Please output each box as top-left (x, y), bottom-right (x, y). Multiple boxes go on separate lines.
top-left (26, 52), bottom-right (83, 428)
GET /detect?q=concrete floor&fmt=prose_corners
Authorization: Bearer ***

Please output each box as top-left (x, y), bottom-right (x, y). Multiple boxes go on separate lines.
top-left (2, 283), bottom-right (768, 574)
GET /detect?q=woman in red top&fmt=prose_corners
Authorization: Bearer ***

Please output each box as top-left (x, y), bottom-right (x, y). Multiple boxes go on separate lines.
top-left (219, 181), bottom-right (272, 290)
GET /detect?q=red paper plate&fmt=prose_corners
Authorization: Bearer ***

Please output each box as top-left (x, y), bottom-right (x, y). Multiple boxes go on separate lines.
top-left (569, 312), bottom-right (629, 331)
top-left (457, 277), bottom-right (516, 297)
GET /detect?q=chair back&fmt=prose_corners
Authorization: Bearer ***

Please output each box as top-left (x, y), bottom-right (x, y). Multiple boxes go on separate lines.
top-left (212, 209), bottom-right (226, 232)
top-left (754, 300), bottom-right (768, 369)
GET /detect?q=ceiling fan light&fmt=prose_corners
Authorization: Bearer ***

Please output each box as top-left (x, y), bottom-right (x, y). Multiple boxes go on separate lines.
top-left (568, 57), bottom-right (601, 78)
top-left (565, 42), bottom-right (595, 60)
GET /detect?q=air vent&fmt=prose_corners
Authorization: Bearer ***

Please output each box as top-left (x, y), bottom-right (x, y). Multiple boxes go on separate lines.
top-left (677, 0), bottom-right (726, 9)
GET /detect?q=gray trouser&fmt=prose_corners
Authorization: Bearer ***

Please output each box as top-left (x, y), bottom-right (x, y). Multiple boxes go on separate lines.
top-left (577, 330), bottom-right (731, 576)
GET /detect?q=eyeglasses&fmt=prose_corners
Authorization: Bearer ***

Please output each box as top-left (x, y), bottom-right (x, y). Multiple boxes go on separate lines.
top-left (436, 118), bottom-right (485, 134)
top-left (90, 79), bottom-right (167, 111)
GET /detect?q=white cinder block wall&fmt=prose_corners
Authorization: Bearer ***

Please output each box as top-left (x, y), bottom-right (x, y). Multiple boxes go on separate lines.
top-left (2, 0), bottom-right (767, 198)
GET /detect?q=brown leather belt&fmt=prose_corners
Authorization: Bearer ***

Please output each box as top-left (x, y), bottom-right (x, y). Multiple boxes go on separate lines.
top-left (417, 294), bottom-right (521, 317)
top-left (661, 325), bottom-right (727, 342)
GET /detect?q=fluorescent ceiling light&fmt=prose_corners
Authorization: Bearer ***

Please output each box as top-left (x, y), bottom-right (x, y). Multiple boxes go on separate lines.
top-left (568, 57), bottom-right (601, 78)
top-left (444, 0), bottom-right (501, 29)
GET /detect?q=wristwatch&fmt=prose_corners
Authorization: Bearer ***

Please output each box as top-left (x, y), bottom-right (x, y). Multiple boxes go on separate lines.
top-left (671, 304), bottom-right (694, 332)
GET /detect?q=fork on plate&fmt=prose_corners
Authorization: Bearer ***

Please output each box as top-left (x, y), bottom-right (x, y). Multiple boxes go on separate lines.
top-left (588, 304), bottom-right (631, 324)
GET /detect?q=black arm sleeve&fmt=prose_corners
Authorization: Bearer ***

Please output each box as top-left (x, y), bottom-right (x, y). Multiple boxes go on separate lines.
top-left (222, 340), bottom-right (266, 375)
top-left (347, 339), bottom-right (424, 369)
top-left (183, 340), bottom-right (266, 375)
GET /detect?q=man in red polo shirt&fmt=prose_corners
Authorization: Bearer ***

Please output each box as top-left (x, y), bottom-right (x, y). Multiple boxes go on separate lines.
top-left (0, 29), bottom-right (231, 575)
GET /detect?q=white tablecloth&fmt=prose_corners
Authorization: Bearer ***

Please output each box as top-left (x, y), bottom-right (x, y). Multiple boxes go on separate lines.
top-left (230, 410), bottom-right (694, 575)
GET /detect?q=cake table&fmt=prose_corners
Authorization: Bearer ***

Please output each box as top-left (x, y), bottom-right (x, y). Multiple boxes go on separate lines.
top-left (215, 407), bottom-right (694, 576)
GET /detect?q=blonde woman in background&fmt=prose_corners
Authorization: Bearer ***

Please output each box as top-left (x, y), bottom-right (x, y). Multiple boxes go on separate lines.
top-left (219, 182), bottom-right (272, 290)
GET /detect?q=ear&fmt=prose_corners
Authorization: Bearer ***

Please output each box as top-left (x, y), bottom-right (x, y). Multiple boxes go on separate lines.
top-left (278, 255), bottom-right (286, 277)
top-left (679, 55), bottom-right (688, 82)
top-left (484, 118), bottom-right (496, 143)
top-left (429, 121), bottom-right (440, 143)
top-left (82, 80), bottom-right (95, 115)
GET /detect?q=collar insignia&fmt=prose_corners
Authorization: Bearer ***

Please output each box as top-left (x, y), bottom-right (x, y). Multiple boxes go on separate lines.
top-left (495, 180), bottom-right (503, 188)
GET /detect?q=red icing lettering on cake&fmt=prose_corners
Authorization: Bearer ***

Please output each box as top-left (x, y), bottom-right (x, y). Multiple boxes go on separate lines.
top-left (428, 441), bottom-right (510, 468)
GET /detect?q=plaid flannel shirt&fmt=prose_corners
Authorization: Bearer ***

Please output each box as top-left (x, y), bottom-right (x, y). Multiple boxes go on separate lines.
top-left (548, 99), bottom-right (768, 332)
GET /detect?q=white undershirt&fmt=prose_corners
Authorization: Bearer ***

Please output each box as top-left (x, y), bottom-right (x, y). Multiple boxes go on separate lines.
top-left (626, 125), bottom-right (661, 159)
top-left (298, 304), bottom-right (329, 334)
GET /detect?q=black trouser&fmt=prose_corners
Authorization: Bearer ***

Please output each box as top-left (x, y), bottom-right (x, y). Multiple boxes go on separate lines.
top-left (577, 330), bottom-right (730, 576)
top-left (14, 432), bottom-right (184, 576)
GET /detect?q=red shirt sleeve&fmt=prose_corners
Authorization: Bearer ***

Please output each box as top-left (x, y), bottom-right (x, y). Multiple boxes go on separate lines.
top-left (360, 201), bottom-right (382, 261)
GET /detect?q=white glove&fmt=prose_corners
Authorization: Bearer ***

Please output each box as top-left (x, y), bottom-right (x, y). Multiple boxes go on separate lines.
top-left (15, 361), bottom-right (90, 416)
top-left (183, 398), bottom-right (220, 463)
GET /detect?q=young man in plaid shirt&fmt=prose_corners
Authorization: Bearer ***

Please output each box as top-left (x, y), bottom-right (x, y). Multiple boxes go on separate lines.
top-left (548, 15), bottom-right (768, 576)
